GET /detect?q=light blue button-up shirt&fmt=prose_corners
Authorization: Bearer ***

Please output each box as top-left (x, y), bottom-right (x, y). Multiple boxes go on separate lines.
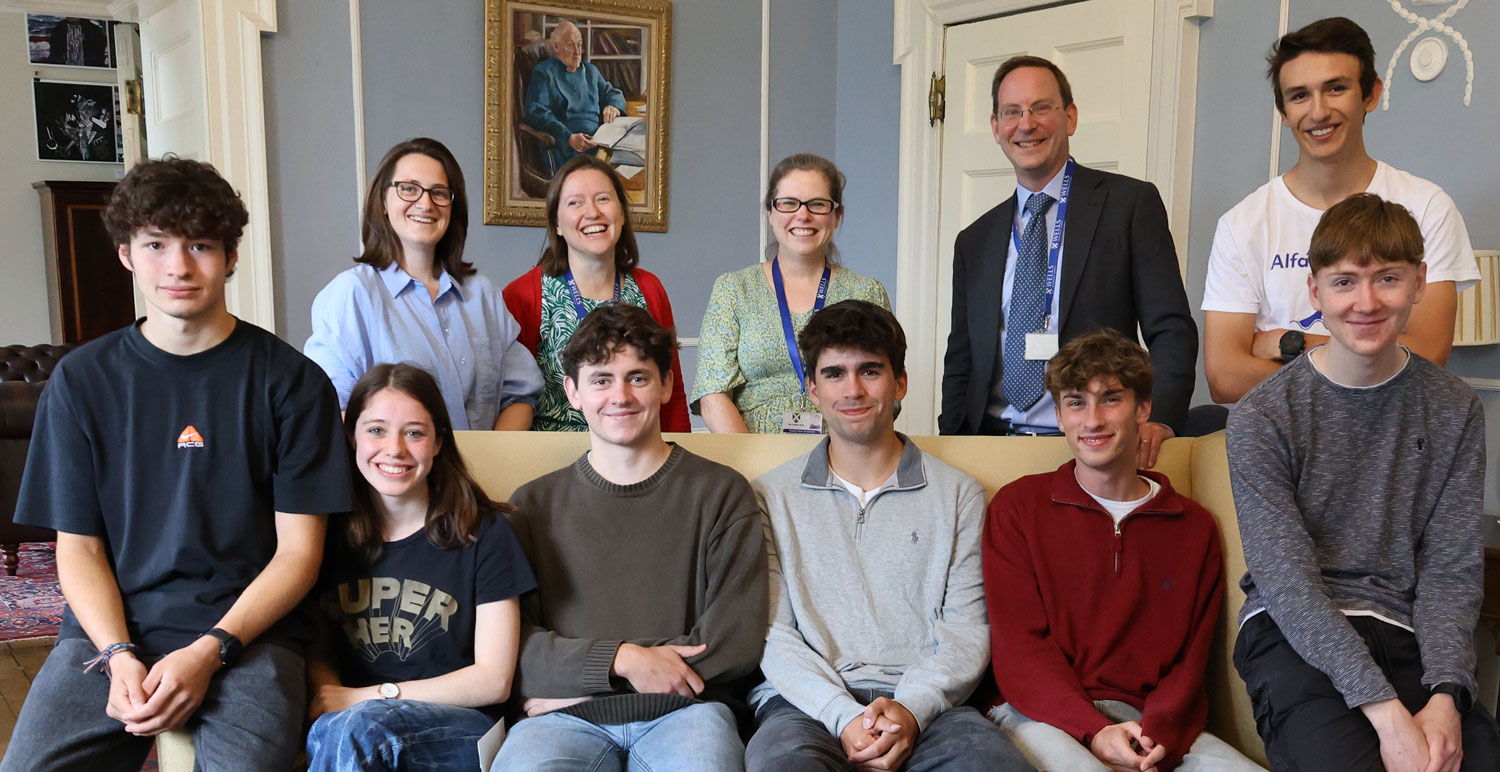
top-left (990, 165), bottom-right (1068, 432)
top-left (305, 262), bottom-right (543, 431)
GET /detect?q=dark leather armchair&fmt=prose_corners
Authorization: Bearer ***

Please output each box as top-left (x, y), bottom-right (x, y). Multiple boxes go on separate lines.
top-left (515, 41), bottom-right (559, 198)
top-left (1, 344), bottom-right (75, 575)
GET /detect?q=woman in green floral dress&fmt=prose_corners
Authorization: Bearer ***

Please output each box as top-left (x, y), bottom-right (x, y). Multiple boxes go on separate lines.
top-left (503, 155), bottom-right (691, 432)
top-left (692, 154), bottom-right (890, 434)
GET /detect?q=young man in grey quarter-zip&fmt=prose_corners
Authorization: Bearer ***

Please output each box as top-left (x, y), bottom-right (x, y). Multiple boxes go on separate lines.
top-left (1230, 194), bottom-right (1500, 772)
top-left (744, 300), bottom-right (1029, 772)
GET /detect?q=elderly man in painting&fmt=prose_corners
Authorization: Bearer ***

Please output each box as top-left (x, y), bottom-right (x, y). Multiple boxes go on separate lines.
top-left (524, 19), bottom-right (627, 170)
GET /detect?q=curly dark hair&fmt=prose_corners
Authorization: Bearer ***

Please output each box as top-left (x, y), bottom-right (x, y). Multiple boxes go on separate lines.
top-left (103, 156), bottom-right (249, 254)
top-left (798, 300), bottom-right (906, 381)
top-left (1045, 329), bottom-right (1154, 405)
top-left (560, 303), bottom-right (677, 382)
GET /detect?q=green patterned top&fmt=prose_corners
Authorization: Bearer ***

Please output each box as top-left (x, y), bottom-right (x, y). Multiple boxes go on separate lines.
top-left (691, 262), bottom-right (891, 434)
top-left (533, 272), bottom-right (648, 432)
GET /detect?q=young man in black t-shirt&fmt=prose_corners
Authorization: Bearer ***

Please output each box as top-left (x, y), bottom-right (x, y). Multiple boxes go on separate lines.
top-left (2, 158), bottom-right (353, 772)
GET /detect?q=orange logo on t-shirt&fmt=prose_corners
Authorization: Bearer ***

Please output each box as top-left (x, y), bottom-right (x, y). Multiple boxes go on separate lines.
top-left (176, 426), bottom-right (205, 449)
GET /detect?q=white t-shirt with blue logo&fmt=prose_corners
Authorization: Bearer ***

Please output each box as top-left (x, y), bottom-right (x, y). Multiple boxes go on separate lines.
top-left (1201, 161), bottom-right (1478, 334)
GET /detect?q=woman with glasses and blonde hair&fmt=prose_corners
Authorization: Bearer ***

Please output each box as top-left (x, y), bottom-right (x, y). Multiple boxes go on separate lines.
top-left (692, 153), bottom-right (890, 433)
top-left (305, 137), bottom-right (543, 430)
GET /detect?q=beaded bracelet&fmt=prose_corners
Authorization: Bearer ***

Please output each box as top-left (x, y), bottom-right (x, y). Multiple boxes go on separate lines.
top-left (82, 642), bottom-right (139, 678)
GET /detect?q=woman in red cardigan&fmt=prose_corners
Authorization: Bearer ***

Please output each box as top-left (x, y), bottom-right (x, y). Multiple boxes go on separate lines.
top-left (502, 155), bottom-right (690, 432)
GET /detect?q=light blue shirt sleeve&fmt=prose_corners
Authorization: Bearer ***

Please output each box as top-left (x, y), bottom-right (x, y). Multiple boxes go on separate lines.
top-left (304, 264), bottom-right (543, 430)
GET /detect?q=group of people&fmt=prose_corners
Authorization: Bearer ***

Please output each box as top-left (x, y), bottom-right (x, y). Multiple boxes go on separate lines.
top-left (3, 13), bottom-right (1498, 772)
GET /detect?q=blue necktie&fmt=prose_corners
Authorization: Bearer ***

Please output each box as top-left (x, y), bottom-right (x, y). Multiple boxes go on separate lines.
top-left (1002, 192), bottom-right (1055, 411)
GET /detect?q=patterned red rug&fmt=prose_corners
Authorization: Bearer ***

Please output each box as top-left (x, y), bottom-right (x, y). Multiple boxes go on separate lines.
top-left (0, 542), bottom-right (63, 642)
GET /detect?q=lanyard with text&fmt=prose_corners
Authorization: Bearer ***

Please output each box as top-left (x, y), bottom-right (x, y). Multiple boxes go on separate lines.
top-left (772, 257), bottom-right (830, 394)
top-left (1010, 156), bottom-right (1074, 334)
top-left (564, 269), bottom-right (622, 321)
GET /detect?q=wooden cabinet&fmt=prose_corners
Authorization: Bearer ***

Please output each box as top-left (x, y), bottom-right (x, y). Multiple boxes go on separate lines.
top-left (33, 180), bottom-right (134, 343)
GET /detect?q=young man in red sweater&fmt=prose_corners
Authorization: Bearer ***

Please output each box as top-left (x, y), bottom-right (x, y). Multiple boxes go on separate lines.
top-left (983, 330), bottom-right (1263, 772)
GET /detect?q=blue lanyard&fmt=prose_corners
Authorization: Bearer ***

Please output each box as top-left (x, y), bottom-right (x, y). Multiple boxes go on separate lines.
top-left (772, 257), bottom-right (831, 394)
top-left (1010, 157), bottom-right (1074, 334)
top-left (564, 269), bottom-right (622, 320)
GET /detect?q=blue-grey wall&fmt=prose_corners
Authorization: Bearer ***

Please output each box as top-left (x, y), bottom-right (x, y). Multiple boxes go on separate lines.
top-left (264, 0), bottom-right (901, 401)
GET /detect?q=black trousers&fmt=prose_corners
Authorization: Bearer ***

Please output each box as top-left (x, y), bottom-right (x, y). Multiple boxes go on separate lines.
top-left (1234, 613), bottom-right (1500, 772)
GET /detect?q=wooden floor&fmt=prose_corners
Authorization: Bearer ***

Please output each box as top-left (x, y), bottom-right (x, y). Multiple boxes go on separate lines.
top-left (0, 637), bottom-right (51, 760)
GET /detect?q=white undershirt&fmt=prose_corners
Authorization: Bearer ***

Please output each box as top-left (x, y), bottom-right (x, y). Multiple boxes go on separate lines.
top-left (831, 469), bottom-right (900, 508)
top-left (1081, 475), bottom-right (1160, 527)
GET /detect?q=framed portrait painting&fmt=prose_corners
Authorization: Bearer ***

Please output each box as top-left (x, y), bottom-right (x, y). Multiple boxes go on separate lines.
top-left (484, 0), bottom-right (672, 231)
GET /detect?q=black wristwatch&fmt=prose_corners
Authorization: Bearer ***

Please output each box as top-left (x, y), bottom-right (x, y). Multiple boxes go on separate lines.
top-left (1430, 682), bottom-right (1473, 713)
top-left (1279, 330), bottom-right (1306, 362)
top-left (201, 627), bottom-right (244, 667)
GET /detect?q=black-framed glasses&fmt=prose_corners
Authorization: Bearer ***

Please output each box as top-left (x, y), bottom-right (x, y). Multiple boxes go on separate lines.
top-left (997, 102), bottom-right (1062, 124)
top-left (389, 181), bottom-right (455, 206)
top-left (771, 197), bottom-right (839, 215)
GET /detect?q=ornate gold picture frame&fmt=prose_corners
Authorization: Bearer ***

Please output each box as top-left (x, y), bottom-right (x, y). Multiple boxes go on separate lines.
top-left (484, 0), bottom-right (672, 231)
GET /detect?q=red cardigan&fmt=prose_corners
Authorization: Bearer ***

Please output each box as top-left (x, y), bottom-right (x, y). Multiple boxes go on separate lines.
top-left (501, 265), bottom-right (691, 433)
top-left (983, 461), bottom-right (1223, 772)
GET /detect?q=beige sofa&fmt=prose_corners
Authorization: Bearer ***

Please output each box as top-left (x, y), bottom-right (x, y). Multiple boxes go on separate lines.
top-left (155, 430), bottom-right (1266, 770)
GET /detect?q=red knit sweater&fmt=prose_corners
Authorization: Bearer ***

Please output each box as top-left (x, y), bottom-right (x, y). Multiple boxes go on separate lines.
top-left (501, 265), bottom-right (691, 433)
top-left (983, 461), bottom-right (1223, 772)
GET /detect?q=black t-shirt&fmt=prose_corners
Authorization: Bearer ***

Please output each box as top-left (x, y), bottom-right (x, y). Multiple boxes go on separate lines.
top-left (16, 320), bottom-right (353, 656)
top-left (319, 513), bottom-right (536, 699)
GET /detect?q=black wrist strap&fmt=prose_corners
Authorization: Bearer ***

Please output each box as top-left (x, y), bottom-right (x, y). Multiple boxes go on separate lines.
top-left (1430, 682), bottom-right (1473, 713)
top-left (201, 627), bottom-right (243, 666)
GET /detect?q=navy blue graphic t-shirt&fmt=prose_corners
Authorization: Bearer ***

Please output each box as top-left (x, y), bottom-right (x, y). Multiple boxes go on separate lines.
top-left (319, 513), bottom-right (536, 700)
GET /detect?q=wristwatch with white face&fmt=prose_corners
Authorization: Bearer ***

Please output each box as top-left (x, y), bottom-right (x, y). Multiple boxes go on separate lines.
top-left (378, 682), bottom-right (400, 700)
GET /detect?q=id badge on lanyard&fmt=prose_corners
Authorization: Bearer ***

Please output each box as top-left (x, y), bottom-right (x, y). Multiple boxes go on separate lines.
top-left (1012, 157), bottom-right (1073, 361)
top-left (564, 269), bottom-right (622, 320)
top-left (772, 258), bottom-right (830, 434)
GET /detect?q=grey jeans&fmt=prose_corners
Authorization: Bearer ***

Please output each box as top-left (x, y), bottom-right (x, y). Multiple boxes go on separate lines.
top-left (989, 700), bottom-right (1266, 772)
top-left (1, 636), bottom-right (306, 772)
top-left (746, 689), bottom-right (1034, 772)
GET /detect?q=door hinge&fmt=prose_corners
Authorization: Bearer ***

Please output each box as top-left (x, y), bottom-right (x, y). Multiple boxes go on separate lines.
top-left (124, 79), bottom-right (144, 116)
top-left (928, 72), bottom-right (945, 125)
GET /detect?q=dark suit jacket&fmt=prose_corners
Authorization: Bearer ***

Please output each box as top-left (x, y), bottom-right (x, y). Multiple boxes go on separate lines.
top-left (939, 164), bottom-right (1197, 435)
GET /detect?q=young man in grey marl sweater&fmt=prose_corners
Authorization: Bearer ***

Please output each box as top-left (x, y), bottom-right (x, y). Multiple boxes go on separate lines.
top-left (1229, 194), bottom-right (1500, 772)
top-left (492, 305), bottom-right (767, 772)
top-left (745, 300), bottom-right (1031, 772)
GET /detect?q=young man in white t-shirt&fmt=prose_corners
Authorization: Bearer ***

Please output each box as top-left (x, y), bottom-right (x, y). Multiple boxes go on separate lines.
top-left (1201, 16), bottom-right (1478, 404)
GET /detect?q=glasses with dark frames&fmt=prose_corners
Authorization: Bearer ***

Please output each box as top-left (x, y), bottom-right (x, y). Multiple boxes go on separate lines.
top-left (389, 181), bottom-right (455, 206)
top-left (771, 197), bottom-right (839, 215)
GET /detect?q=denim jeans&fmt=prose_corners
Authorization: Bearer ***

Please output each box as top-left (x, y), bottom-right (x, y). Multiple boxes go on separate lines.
top-left (491, 701), bottom-right (744, 771)
top-left (305, 699), bottom-right (496, 772)
top-left (0, 637), bottom-right (305, 772)
top-left (989, 700), bottom-right (1266, 772)
top-left (746, 692), bottom-right (1033, 772)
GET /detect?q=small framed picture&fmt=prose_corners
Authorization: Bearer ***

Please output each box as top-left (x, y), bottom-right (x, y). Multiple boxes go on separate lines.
top-left (34, 80), bottom-right (123, 163)
top-left (27, 15), bottom-right (116, 69)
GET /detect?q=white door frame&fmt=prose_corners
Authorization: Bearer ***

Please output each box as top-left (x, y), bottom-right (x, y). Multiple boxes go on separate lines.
top-left (891, 0), bottom-right (1214, 434)
top-left (4, 0), bottom-right (280, 334)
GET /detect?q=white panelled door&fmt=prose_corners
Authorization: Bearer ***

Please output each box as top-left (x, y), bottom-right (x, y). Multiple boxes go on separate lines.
top-left (931, 0), bottom-right (1157, 427)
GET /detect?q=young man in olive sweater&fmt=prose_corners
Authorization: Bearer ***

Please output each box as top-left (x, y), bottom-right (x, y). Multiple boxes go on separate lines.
top-left (1230, 194), bottom-right (1500, 772)
top-left (493, 304), bottom-right (767, 771)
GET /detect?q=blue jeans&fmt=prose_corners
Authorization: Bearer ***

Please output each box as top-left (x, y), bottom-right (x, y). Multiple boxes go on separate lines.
top-left (305, 699), bottom-right (496, 772)
top-left (491, 701), bottom-right (744, 771)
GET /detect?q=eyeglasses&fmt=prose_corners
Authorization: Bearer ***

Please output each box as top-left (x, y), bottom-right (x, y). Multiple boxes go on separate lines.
top-left (389, 181), bottom-right (454, 206)
top-left (771, 197), bottom-right (839, 215)
top-left (997, 102), bottom-right (1062, 124)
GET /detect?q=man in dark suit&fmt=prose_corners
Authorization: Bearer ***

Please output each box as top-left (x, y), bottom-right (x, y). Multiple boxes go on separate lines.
top-left (940, 55), bottom-right (1196, 467)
